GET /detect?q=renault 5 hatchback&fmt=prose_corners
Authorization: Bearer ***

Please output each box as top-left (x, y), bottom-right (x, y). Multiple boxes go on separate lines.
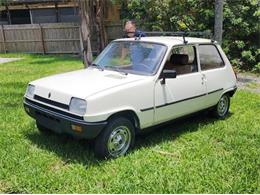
top-left (24, 36), bottom-right (237, 159)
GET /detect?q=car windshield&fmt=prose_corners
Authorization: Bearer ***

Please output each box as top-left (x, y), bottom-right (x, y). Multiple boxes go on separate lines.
top-left (92, 41), bottom-right (167, 75)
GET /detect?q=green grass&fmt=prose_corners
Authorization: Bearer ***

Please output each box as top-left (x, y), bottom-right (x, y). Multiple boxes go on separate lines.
top-left (0, 54), bottom-right (259, 193)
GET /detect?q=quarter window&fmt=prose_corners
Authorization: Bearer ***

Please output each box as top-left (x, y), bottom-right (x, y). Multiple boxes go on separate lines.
top-left (198, 45), bottom-right (224, 70)
top-left (164, 45), bottom-right (198, 75)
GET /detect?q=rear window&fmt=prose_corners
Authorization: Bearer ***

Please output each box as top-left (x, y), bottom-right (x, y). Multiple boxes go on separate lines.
top-left (198, 45), bottom-right (224, 71)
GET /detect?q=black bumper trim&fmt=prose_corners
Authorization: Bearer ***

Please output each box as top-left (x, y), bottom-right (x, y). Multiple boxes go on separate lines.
top-left (24, 99), bottom-right (107, 139)
top-left (25, 98), bottom-right (82, 120)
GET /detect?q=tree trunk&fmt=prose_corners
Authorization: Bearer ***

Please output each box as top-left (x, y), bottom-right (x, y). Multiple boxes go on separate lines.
top-left (78, 0), bottom-right (94, 68)
top-left (95, 0), bottom-right (108, 53)
top-left (214, 0), bottom-right (224, 45)
top-left (78, 0), bottom-right (108, 67)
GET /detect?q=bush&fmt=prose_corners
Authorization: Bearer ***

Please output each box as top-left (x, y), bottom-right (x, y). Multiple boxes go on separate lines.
top-left (121, 0), bottom-right (260, 72)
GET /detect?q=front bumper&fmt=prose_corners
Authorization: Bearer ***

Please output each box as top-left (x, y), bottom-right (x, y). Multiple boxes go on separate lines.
top-left (24, 98), bottom-right (107, 139)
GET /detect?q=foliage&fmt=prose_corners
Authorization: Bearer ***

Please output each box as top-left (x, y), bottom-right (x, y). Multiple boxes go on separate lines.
top-left (121, 0), bottom-right (260, 72)
top-left (0, 54), bottom-right (259, 193)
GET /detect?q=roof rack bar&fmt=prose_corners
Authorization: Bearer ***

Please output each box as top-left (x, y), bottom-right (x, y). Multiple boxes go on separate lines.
top-left (144, 31), bottom-right (212, 38)
top-left (143, 31), bottom-right (213, 44)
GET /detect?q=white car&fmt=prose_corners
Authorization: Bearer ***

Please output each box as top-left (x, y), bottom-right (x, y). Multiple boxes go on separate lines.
top-left (24, 36), bottom-right (237, 159)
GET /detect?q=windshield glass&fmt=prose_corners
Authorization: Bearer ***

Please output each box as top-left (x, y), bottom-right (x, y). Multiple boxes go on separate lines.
top-left (93, 41), bottom-right (167, 75)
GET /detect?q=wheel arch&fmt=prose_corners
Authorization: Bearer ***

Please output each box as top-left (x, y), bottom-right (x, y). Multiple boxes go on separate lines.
top-left (223, 87), bottom-right (237, 97)
top-left (107, 110), bottom-right (140, 130)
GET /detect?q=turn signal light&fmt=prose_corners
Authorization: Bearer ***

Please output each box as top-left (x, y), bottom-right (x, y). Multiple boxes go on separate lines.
top-left (71, 125), bottom-right (82, 133)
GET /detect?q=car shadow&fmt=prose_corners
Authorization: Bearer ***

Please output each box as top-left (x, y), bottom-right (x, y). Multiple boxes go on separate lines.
top-left (27, 55), bottom-right (81, 65)
top-left (134, 112), bottom-right (233, 150)
top-left (25, 111), bottom-right (233, 168)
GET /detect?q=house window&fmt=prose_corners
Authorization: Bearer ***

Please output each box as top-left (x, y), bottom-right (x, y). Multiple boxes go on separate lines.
top-left (58, 7), bottom-right (79, 23)
top-left (10, 10), bottom-right (31, 24)
top-left (0, 10), bottom-right (8, 24)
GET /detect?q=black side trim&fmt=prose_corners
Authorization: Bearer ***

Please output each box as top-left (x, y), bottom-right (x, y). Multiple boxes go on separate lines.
top-left (140, 88), bottom-right (223, 112)
top-left (140, 107), bottom-right (154, 112)
top-left (25, 98), bottom-right (83, 120)
top-left (155, 93), bottom-right (207, 109)
top-left (208, 88), bottom-right (223, 95)
top-left (34, 95), bottom-right (69, 110)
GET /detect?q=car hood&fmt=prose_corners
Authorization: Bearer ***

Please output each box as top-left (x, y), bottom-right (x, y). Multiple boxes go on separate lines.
top-left (31, 68), bottom-right (146, 105)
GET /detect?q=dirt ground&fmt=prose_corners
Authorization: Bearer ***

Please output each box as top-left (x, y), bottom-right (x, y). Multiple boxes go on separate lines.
top-left (0, 57), bottom-right (22, 64)
top-left (237, 73), bottom-right (260, 94)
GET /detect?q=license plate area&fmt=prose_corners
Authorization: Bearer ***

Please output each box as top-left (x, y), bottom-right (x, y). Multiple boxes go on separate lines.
top-left (35, 111), bottom-right (62, 132)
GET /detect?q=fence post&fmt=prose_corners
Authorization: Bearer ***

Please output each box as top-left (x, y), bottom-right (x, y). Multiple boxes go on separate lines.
top-left (0, 25), bottom-right (7, 53)
top-left (79, 25), bottom-right (84, 57)
top-left (39, 24), bottom-right (46, 54)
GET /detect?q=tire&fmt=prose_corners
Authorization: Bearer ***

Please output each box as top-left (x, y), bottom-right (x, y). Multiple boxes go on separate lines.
top-left (212, 93), bottom-right (230, 119)
top-left (94, 117), bottom-right (135, 159)
top-left (36, 122), bottom-right (52, 134)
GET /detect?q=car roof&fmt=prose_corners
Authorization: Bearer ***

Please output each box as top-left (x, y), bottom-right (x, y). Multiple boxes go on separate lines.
top-left (115, 36), bottom-right (213, 47)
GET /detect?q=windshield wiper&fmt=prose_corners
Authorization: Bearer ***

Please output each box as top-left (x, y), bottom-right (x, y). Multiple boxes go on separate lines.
top-left (91, 63), bottom-right (104, 71)
top-left (108, 66), bottom-right (128, 75)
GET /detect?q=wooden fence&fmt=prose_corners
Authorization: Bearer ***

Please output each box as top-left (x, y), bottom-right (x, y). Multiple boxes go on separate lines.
top-left (0, 22), bottom-right (123, 54)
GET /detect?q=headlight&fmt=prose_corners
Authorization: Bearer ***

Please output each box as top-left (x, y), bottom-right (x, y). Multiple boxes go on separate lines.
top-left (25, 84), bottom-right (35, 99)
top-left (69, 98), bottom-right (87, 115)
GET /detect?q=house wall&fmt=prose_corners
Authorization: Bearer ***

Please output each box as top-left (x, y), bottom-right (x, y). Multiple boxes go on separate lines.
top-left (0, 1), bottom-right (121, 24)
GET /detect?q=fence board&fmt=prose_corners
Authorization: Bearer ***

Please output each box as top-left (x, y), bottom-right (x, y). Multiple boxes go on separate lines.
top-left (0, 22), bottom-right (123, 54)
top-left (0, 25), bottom-right (6, 53)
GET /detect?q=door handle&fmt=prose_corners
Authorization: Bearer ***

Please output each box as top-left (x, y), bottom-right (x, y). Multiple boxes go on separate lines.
top-left (201, 74), bottom-right (207, 84)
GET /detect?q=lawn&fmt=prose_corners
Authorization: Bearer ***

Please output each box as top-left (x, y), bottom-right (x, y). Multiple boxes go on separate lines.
top-left (0, 54), bottom-right (259, 193)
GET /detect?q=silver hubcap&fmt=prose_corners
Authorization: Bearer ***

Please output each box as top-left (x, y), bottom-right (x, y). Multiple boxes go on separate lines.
top-left (217, 95), bottom-right (229, 116)
top-left (107, 126), bottom-right (131, 157)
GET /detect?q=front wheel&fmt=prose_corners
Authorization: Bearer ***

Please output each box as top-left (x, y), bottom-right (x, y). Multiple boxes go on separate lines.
top-left (212, 94), bottom-right (230, 119)
top-left (94, 117), bottom-right (135, 159)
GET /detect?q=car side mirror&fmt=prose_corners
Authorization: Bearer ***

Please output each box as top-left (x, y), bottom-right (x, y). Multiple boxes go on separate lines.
top-left (161, 70), bottom-right (176, 84)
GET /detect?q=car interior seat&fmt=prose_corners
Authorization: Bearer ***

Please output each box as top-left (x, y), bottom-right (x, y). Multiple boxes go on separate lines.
top-left (164, 54), bottom-right (192, 75)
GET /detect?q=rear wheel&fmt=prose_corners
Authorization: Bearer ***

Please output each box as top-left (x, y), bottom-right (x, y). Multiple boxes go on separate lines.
top-left (94, 117), bottom-right (135, 159)
top-left (212, 93), bottom-right (230, 119)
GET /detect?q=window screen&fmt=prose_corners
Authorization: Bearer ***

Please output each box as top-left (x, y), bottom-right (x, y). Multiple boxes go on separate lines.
top-left (198, 45), bottom-right (224, 71)
top-left (31, 9), bottom-right (57, 23)
top-left (58, 7), bottom-right (79, 23)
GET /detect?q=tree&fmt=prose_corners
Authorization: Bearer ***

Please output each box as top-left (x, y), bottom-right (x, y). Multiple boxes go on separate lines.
top-left (95, 0), bottom-right (108, 52)
top-left (122, 0), bottom-right (260, 72)
top-left (78, 0), bottom-right (108, 68)
top-left (78, 0), bottom-right (94, 68)
top-left (214, 0), bottom-right (224, 45)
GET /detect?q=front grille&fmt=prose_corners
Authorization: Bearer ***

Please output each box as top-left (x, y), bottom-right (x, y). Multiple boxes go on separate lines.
top-left (25, 98), bottom-right (83, 120)
top-left (34, 95), bottom-right (69, 110)
top-left (35, 110), bottom-right (60, 122)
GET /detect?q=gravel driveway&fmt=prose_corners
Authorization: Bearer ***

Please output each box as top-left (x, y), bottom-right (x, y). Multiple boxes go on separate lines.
top-left (237, 73), bottom-right (260, 93)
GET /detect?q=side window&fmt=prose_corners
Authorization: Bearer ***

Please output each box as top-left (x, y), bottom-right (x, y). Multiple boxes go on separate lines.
top-left (198, 45), bottom-right (225, 71)
top-left (164, 45), bottom-right (198, 75)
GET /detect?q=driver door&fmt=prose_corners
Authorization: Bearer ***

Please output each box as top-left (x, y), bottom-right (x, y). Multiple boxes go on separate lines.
top-left (154, 44), bottom-right (207, 124)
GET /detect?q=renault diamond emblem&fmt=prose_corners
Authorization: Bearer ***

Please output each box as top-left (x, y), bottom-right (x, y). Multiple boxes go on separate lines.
top-left (48, 92), bottom-right (51, 98)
